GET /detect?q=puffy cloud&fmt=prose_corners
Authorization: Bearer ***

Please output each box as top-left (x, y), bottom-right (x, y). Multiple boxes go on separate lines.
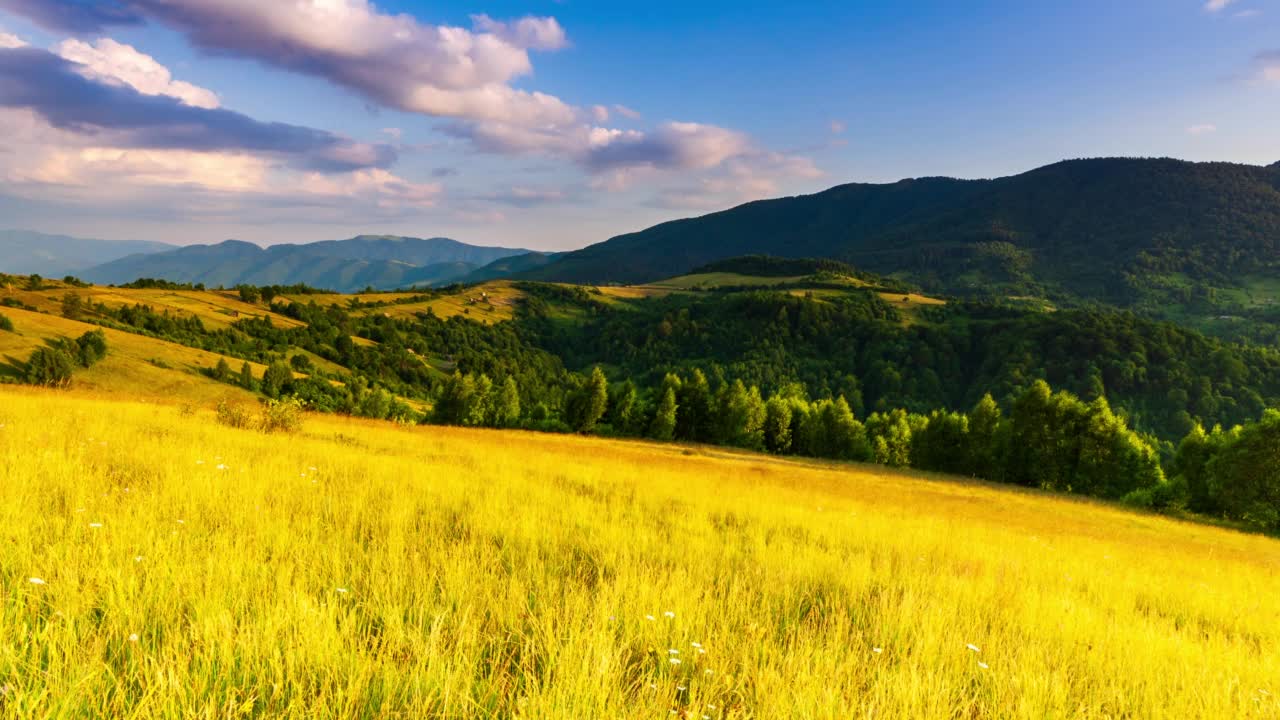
top-left (0, 28), bottom-right (25, 49)
top-left (649, 151), bottom-right (823, 210)
top-left (1186, 124), bottom-right (1217, 136)
top-left (1204, 0), bottom-right (1237, 11)
top-left (470, 14), bottom-right (567, 51)
top-left (0, 45), bottom-right (394, 172)
top-left (56, 38), bottom-right (219, 108)
top-left (584, 122), bottom-right (752, 173)
top-left (0, 0), bottom-right (575, 125)
top-left (0, 107), bottom-right (440, 216)
top-left (0, 0), bottom-right (144, 33)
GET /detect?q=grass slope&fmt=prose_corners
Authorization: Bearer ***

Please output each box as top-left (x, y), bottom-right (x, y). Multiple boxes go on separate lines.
top-left (1, 388), bottom-right (1276, 718)
top-left (0, 306), bottom-right (262, 405)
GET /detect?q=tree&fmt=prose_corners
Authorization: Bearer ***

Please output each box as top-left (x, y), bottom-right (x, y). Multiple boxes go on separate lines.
top-left (1205, 410), bottom-right (1280, 532)
top-left (493, 376), bottom-right (522, 428)
top-left (61, 292), bottom-right (84, 320)
top-left (866, 409), bottom-right (914, 467)
top-left (718, 379), bottom-right (766, 449)
top-left (261, 360), bottom-right (294, 399)
top-left (912, 410), bottom-right (971, 475)
top-left (967, 394), bottom-right (1006, 480)
top-left (0, 313), bottom-right (12, 332)
top-left (290, 354), bottom-right (314, 373)
top-left (675, 369), bottom-right (713, 442)
top-left (25, 346), bottom-right (75, 388)
top-left (213, 357), bottom-right (231, 382)
top-left (763, 395), bottom-right (794, 454)
top-left (608, 380), bottom-right (641, 435)
top-left (237, 285), bottom-right (261, 304)
top-left (239, 361), bottom-right (257, 391)
top-left (74, 330), bottom-right (107, 367)
top-left (825, 396), bottom-right (869, 461)
top-left (570, 367), bottom-right (609, 433)
top-left (649, 387), bottom-right (678, 441)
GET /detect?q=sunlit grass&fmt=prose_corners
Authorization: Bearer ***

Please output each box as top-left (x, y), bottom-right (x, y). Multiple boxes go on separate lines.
top-left (1, 387), bottom-right (1277, 718)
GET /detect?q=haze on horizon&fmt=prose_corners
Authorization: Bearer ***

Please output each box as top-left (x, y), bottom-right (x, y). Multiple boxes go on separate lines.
top-left (0, 0), bottom-right (1276, 251)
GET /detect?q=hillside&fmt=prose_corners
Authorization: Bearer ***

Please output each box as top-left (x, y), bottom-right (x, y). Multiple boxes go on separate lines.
top-left (0, 230), bottom-right (172, 277)
top-left (521, 158), bottom-right (1280, 322)
top-left (82, 235), bottom-right (530, 292)
top-left (7, 269), bottom-right (1280, 532)
top-left (2, 388), bottom-right (1277, 717)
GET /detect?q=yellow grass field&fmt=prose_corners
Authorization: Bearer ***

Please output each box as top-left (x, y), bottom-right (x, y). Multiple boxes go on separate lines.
top-left (1, 388), bottom-right (1278, 718)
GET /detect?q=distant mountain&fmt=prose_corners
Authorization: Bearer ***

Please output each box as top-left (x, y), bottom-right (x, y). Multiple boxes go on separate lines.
top-left (457, 251), bottom-right (562, 285)
top-left (0, 230), bottom-right (173, 276)
top-left (82, 235), bottom-right (531, 292)
top-left (521, 158), bottom-right (1280, 315)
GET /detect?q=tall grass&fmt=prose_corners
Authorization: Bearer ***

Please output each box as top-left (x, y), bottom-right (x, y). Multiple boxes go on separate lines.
top-left (0, 387), bottom-right (1277, 718)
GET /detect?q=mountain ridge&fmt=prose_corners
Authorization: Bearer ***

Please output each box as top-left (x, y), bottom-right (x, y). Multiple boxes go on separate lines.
top-left (518, 157), bottom-right (1280, 320)
top-left (81, 235), bottom-right (531, 292)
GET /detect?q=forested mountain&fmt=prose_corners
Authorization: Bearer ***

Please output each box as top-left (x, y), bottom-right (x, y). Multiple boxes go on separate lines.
top-left (81, 235), bottom-right (529, 292)
top-left (0, 230), bottom-right (172, 276)
top-left (521, 158), bottom-right (1280, 321)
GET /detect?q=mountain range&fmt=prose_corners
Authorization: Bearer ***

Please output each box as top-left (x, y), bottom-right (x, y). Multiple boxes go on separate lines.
top-left (0, 230), bottom-right (173, 277)
top-left (79, 235), bottom-right (532, 292)
top-left (520, 157), bottom-right (1280, 317)
top-left (8, 157), bottom-right (1280, 316)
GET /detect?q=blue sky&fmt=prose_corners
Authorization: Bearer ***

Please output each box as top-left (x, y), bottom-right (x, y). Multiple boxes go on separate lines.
top-left (0, 0), bottom-right (1276, 250)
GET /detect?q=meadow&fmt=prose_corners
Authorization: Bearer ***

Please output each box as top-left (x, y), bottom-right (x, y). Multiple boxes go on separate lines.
top-left (1, 387), bottom-right (1277, 718)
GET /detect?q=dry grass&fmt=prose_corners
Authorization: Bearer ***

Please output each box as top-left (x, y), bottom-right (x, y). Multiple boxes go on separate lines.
top-left (1, 387), bottom-right (1277, 718)
top-left (0, 306), bottom-right (260, 405)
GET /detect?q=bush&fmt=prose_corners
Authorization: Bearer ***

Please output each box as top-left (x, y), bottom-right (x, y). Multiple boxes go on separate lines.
top-left (215, 400), bottom-right (255, 430)
top-left (25, 347), bottom-right (76, 388)
top-left (0, 314), bottom-right (12, 332)
top-left (260, 397), bottom-right (305, 434)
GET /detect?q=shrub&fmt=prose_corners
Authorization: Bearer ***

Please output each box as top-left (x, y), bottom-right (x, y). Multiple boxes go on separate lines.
top-left (25, 347), bottom-right (76, 388)
top-left (260, 397), bottom-right (305, 434)
top-left (0, 314), bottom-right (12, 332)
top-left (215, 400), bottom-right (255, 430)
top-left (75, 330), bottom-right (108, 367)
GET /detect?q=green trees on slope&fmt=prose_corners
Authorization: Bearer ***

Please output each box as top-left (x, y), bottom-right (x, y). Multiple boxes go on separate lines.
top-left (1171, 412), bottom-right (1280, 532)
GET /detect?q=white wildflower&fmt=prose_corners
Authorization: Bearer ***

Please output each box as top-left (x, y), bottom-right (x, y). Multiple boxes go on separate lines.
top-left (336, 587), bottom-right (349, 594)
top-left (873, 647), bottom-right (883, 654)
top-left (669, 658), bottom-right (681, 665)
top-left (978, 661), bottom-right (989, 670)
top-left (128, 633), bottom-right (139, 643)
top-left (28, 577), bottom-right (45, 585)
top-left (966, 644), bottom-right (981, 653)
top-left (645, 615), bottom-right (656, 621)
top-left (663, 611), bottom-right (675, 619)
top-left (89, 523), bottom-right (103, 528)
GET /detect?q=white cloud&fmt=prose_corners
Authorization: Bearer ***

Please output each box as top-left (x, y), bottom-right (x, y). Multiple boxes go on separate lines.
top-left (830, 120), bottom-right (847, 135)
top-left (470, 14), bottom-right (567, 51)
top-left (0, 28), bottom-right (24, 49)
top-left (591, 105), bottom-right (610, 123)
top-left (613, 104), bottom-right (642, 120)
top-left (56, 38), bottom-right (219, 109)
top-left (1205, 0), bottom-right (1237, 11)
top-left (1186, 124), bottom-right (1217, 136)
top-left (3, 0), bottom-right (576, 126)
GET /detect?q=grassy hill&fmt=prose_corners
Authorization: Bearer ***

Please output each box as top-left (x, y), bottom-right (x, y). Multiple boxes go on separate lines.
top-left (520, 158), bottom-right (1280, 325)
top-left (1, 388), bottom-right (1276, 717)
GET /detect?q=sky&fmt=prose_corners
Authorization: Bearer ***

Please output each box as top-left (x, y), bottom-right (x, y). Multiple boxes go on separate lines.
top-left (0, 0), bottom-right (1276, 251)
